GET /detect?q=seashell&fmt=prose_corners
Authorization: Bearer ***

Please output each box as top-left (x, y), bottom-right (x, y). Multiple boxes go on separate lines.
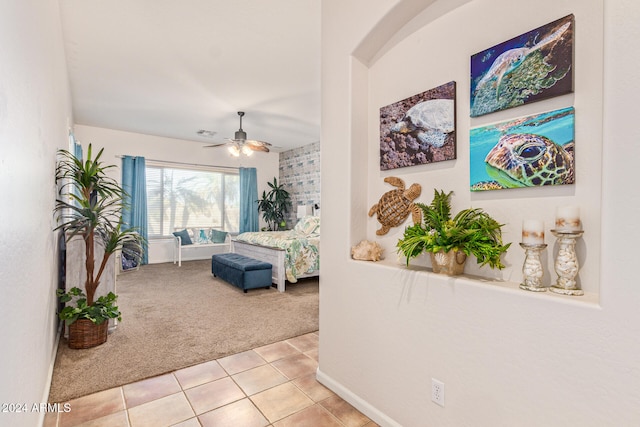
top-left (351, 240), bottom-right (384, 262)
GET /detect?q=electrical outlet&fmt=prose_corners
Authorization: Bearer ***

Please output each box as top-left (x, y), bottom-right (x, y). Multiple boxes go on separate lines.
top-left (431, 378), bottom-right (445, 406)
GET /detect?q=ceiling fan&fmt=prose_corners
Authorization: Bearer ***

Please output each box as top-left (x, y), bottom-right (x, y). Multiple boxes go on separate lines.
top-left (203, 111), bottom-right (272, 156)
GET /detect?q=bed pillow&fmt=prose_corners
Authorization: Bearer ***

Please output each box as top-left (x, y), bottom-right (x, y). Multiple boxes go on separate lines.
top-left (172, 229), bottom-right (193, 245)
top-left (210, 229), bottom-right (229, 243)
top-left (294, 216), bottom-right (320, 235)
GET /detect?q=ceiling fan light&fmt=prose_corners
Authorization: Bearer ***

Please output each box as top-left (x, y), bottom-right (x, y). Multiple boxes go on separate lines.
top-left (228, 145), bottom-right (240, 157)
top-left (241, 145), bottom-right (253, 156)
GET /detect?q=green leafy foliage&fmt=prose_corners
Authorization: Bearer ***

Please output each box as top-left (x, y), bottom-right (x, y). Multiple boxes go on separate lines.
top-left (54, 144), bottom-right (144, 325)
top-left (257, 177), bottom-right (291, 231)
top-left (57, 287), bottom-right (121, 326)
top-left (397, 189), bottom-right (511, 269)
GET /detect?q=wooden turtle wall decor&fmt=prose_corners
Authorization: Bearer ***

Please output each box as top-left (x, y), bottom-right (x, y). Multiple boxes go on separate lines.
top-left (368, 176), bottom-right (422, 235)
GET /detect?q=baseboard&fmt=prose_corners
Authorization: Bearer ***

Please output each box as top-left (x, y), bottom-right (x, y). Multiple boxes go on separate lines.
top-left (37, 322), bottom-right (63, 425)
top-left (315, 368), bottom-right (402, 427)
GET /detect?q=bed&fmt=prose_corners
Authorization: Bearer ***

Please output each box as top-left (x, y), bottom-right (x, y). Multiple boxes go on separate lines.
top-left (231, 215), bottom-right (320, 292)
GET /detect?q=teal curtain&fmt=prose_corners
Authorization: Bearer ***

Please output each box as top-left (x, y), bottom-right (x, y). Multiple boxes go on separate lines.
top-left (121, 156), bottom-right (148, 264)
top-left (239, 167), bottom-right (259, 233)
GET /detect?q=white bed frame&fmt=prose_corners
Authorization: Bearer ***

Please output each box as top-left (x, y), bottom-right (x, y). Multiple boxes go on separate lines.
top-left (231, 240), bottom-right (319, 292)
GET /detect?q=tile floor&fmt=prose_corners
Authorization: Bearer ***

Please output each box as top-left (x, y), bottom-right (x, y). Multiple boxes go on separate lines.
top-left (43, 332), bottom-right (378, 427)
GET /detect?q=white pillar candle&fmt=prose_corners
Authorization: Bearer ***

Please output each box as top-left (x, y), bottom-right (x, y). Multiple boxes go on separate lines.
top-left (555, 206), bottom-right (581, 231)
top-left (522, 219), bottom-right (545, 244)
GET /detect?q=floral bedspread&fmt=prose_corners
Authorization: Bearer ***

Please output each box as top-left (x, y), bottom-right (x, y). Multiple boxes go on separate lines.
top-left (234, 229), bottom-right (320, 283)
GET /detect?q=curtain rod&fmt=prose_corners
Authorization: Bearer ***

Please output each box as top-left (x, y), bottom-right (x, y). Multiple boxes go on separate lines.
top-left (115, 155), bottom-right (240, 171)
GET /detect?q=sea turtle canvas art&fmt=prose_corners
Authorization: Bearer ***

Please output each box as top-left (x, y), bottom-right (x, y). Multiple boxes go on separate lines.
top-left (470, 14), bottom-right (574, 117)
top-left (469, 107), bottom-right (575, 191)
top-left (380, 81), bottom-right (456, 170)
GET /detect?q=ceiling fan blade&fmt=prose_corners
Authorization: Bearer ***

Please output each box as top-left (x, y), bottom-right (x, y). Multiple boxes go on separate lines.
top-left (245, 144), bottom-right (270, 153)
top-left (245, 139), bottom-right (272, 147)
top-left (225, 138), bottom-right (270, 148)
top-left (203, 142), bottom-right (228, 148)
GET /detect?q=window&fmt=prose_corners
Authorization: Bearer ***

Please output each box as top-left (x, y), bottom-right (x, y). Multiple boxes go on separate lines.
top-left (146, 162), bottom-right (239, 237)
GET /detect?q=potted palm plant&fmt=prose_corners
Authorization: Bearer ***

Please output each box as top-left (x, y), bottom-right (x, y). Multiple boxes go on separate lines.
top-left (397, 189), bottom-right (510, 275)
top-left (257, 177), bottom-right (291, 230)
top-left (54, 144), bottom-right (143, 349)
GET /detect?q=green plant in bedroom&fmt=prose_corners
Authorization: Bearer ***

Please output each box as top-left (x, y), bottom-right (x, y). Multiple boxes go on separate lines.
top-left (57, 287), bottom-right (121, 325)
top-left (257, 177), bottom-right (291, 230)
top-left (54, 144), bottom-right (143, 348)
top-left (397, 189), bottom-right (510, 274)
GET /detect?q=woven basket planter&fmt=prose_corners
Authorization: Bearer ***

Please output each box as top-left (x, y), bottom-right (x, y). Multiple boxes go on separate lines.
top-left (68, 319), bottom-right (109, 349)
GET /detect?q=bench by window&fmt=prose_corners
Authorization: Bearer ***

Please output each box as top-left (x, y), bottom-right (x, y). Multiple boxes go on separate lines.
top-left (172, 227), bottom-right (231, 266)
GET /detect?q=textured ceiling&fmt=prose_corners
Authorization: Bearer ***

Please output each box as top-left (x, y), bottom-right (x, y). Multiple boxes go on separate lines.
top-left (59, 0), bottom-right (321, 151)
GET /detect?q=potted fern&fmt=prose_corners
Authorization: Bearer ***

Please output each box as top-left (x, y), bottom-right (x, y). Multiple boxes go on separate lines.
top-left (397, 189), bottom-right (510, 275)
top-left (54, 144), bottom-right (143, 348)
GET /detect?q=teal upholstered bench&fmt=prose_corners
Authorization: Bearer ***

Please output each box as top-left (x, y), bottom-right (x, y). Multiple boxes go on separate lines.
top-left (211, 253), bottom-right (273, 293)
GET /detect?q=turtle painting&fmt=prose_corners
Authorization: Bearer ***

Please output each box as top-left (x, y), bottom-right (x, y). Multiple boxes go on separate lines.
top-left (483, 133), bottom-right (574, 189)
top-left (471, 14), bottom-right (574, 117)
top-left (369, 177), bottom-right (422, 235)
top-left (474, 21), bottom-right (571, 101)
top-left (390, 99), bottom-right (455, 149)
top-left (469, 107), bottom-right (575, 191)
top-left (380, 81), bottom-right (456, 170)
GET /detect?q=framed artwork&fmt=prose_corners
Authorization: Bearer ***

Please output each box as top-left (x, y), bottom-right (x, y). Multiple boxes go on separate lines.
top-left (379, 81), bottom-right (456, 170)
top-left (469, 106), bottom-right (575, 191)
top-left (470, 14), bottom-right (574, 117)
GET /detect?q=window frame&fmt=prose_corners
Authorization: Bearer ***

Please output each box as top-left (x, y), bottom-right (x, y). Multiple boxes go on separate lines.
top-left (145, 160), bottom-right (240, 239)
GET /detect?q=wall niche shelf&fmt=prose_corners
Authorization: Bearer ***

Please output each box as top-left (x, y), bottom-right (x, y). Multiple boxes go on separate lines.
top-left (349, 257), bottom-right (600, 307)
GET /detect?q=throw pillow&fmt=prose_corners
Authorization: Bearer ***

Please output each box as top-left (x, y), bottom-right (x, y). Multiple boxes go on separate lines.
top-left (294, 215), bottom-right (320, 235)
top-left (197, 228), bottom-right (210, 244)
top-left (172, 229), bottom-right (193, 245)
top-left (210, 229), bottom-right (228, 243)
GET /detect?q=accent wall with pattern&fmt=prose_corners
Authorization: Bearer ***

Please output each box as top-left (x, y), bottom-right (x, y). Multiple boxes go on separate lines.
top-left (279, 141), bottom-right (321, 228)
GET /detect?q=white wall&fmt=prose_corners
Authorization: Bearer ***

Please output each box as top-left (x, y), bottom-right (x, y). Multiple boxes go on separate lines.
top-left (0, 1), bottom-right (72, 426)
top-left (368, 2), bottom-right (602, 291)
top-left (319, 0), bottom-right (640, 426)
top-left (73, 125), bottom-right (280, 263)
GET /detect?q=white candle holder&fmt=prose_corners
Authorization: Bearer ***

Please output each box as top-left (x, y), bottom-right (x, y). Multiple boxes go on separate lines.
top-left (519, 243), bottom-right (548, 292)
top-left (549, 229), bottom-right (584, 296)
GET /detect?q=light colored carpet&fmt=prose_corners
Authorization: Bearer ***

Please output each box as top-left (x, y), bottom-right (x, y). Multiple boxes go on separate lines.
top-left (48, 260), bottom-right (319, 403)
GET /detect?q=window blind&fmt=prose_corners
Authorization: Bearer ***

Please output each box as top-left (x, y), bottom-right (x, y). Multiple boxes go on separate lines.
top-left (145, 162), bottom-right (239, 237)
